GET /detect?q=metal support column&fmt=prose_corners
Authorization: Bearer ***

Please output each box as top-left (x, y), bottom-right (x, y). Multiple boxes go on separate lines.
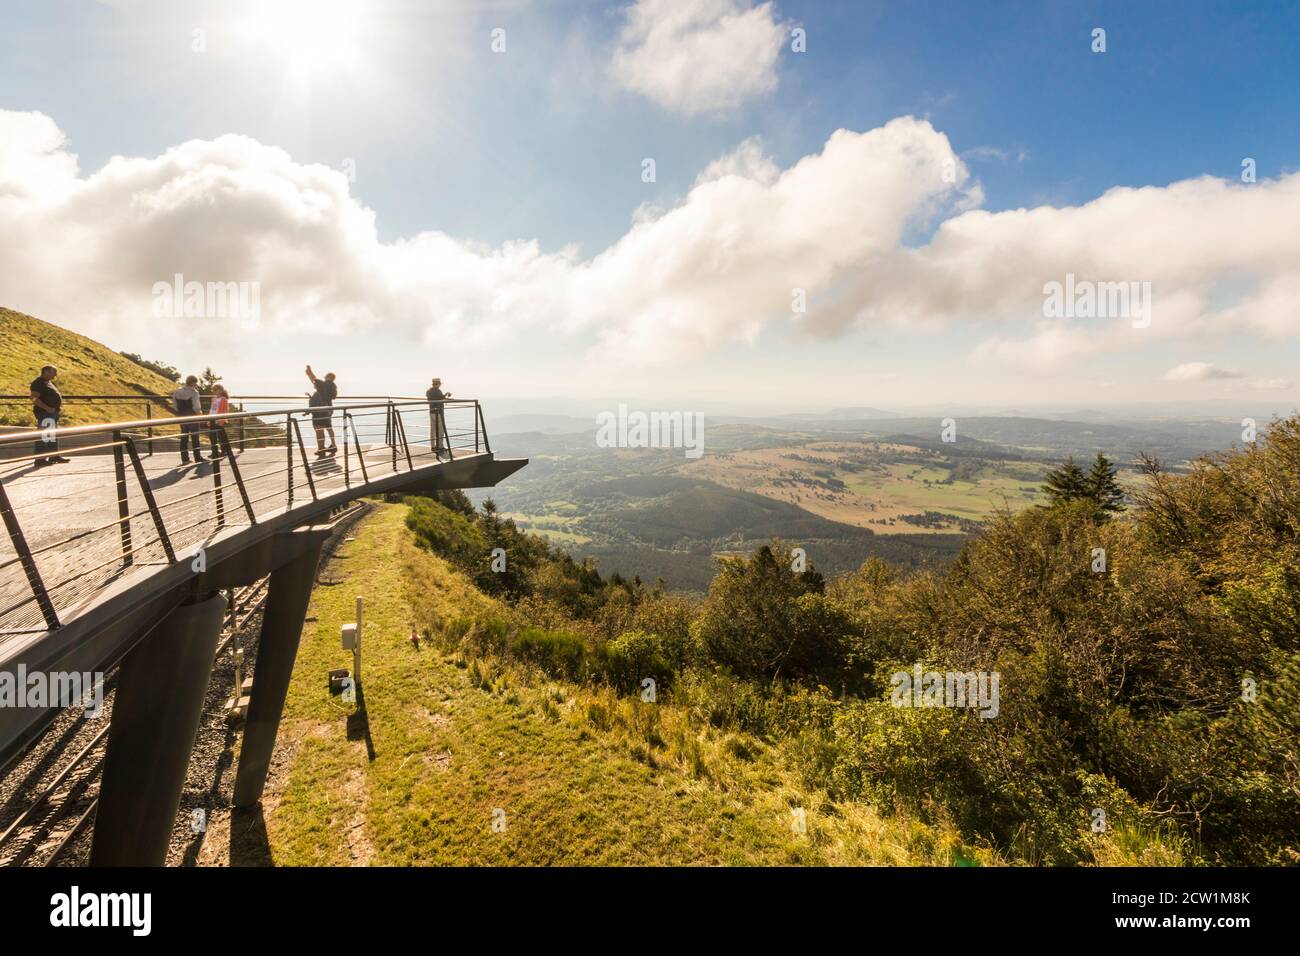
top-left (89, 590), bottom-right (227, 866)
top-left (232, 538), bottom-right (325, 807)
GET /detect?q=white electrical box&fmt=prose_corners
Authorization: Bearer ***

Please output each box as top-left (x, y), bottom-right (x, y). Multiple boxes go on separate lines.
top-left (341, 622), bottom-right (358, 650)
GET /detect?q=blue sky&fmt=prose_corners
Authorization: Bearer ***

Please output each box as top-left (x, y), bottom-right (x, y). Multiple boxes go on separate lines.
top-left (2, 0), bottom-right (1299, 415)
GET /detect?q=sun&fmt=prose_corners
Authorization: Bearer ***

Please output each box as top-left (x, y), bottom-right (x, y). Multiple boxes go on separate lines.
top-left (247, 0), bottom-right (366, 77)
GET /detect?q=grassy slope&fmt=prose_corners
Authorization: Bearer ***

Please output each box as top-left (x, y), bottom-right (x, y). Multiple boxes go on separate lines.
top-left (261, 503), bottom-right (993, 866)
top-left (0, 307), bottom-right (179, 425)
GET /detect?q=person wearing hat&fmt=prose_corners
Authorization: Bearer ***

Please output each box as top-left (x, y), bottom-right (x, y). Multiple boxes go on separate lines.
top-left (425, 377), bottom-right (452, 457)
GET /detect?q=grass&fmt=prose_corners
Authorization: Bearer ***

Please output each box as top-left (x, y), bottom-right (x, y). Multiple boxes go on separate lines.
top-left (844, 462), bottom-right (1044, 521)
top-left (262, 502), bottom-right (997, 866)
top-left (500, 512), bottom-right (593, 545)
top-left (0, 307), bottom-right (180, 425)
top-left (683, 441), bottom-right (1048, 534)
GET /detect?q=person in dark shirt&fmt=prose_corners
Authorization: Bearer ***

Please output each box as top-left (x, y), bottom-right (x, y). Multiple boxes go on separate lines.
top-left (29, 365), bottom-right (69, 467)
top-left (426, 377), bottom-right (452, 457)
top-left (171, 375), bottom-right (205, 464)
top-left (305, 365), bottom-right (338, 457)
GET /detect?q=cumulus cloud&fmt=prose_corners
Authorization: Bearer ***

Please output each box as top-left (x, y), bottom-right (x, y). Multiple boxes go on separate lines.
top-left (0, 110), bottom-right (976, 359)
top-left (2, 108), bottom-right (1299, 375)
top-left (610, 0), bottom-right (786, 117)
top-left (1163, 362), bottom-right (1243, 382)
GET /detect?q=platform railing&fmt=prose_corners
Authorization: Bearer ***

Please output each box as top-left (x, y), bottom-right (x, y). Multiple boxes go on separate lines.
top-left (0, 399), bottom-right (488, 635)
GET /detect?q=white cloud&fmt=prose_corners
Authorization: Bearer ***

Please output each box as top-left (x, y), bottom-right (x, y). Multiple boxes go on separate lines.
top-left (2, 108), bottom-right (1299, 380)
top-left (0, 110), bottom-right (975, 361)
top-left (610, 0), bottom-right (786, 117)
top-left (1163, 362), bottom-right (1243, 382)
top-left (0, 110), bottom-right (79, 201)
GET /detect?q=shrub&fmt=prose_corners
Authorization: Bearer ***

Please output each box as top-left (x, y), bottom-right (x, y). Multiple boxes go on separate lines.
top-left (691, 543), bottom-right (854, 685)
top-left (604, 629), bottom-right (673, 694)
top-left (406, 497), bottom-right (488, 568)
top-left (511, 626), bottom-right (589, 681)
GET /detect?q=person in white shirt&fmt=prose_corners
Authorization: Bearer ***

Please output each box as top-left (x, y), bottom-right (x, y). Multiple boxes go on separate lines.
top-left (171, 375), bottom-right (205, 464)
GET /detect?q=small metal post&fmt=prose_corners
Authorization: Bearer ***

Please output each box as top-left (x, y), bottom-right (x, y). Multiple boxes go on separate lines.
top-left (233, 647), bottom-right (244, 702)
top-left (354, 596), bottom-right (363, 686)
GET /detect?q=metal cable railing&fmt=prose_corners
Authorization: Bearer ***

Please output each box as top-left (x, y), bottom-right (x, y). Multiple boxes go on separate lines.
top-left (0, 398), bottom-right (490, 637)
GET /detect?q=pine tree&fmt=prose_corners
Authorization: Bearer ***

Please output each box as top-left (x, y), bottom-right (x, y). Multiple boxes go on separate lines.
top-left (1086, 452), bottom-right (1126, 513)
top-left (1042, 456), bottom-right (1090, 506)
top-left (198, 367), bottom-right (223, 394)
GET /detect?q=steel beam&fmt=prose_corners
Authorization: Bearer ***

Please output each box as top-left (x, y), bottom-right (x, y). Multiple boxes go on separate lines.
top-left (232, 534), bottom-right (325, 807)
top-left (90, 590), bottom-right (227, 866)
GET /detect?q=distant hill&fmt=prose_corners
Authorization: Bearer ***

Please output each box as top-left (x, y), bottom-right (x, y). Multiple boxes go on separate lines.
top-left (785, 406), bottom-right (899, 420)
top-left (492, 413), bottom-right (593, 436)
top-left (573, 474), bottom-right (877, 545)
top-left (567, 473), bottom-right (964, 588)
top-left (0, 307), bottom-right (179, 425)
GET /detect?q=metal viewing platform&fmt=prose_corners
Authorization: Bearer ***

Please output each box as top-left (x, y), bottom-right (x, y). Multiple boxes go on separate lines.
top-left (0, 396), bottom-right (525, 864)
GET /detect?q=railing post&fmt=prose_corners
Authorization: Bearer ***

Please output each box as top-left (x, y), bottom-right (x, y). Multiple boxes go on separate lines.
top-left (112, 430), bottom-right (133, 568)
top-left (291, 418), bottom-right (318, 500)
top-left (145, 402), bottom-right (153, 458)
top-left (394, 408), bottom-right (414, 471)
top-left (477, 402), bottom-right (491, 454)
top-left (0, 473), bottom-right (60, 630)
top-left (219, 427), bottom-right (257, 524)
top-left (239, 404), bottom-right (246, 453)
top-left (123, 435), bottom-right (176, 564)
top-left (286, 412), bottom-right (294, 508)
top-left (343, 412), bottom-right (351, 488)
top-left (349, 411), bottom-right (369, 485)
top-left (212, 427), bottom-right (226, 530)
top-left (390, 402), bottom-right (398, 473)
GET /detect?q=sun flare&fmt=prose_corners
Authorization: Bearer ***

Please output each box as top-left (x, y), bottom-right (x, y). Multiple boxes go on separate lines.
top-left (246, 0), bottom-right (365, 77)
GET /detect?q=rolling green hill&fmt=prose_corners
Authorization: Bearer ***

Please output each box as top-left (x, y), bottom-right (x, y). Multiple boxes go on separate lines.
top-left (572, 474), bottom-right (877, 545)
top-left (558, 474), bottom-right (965, 588)
top-left (0, 306), bottom-right (179, 425)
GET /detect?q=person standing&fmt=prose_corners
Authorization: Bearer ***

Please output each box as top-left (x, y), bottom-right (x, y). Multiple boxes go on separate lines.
top-left (29, 365), bottom-right (69, 467)
top-left (426, 377), bottom-right (451, 457)
top-left (207, 384), bottom-right (232, 460)
top-left (306, 365), bottom-right (338, 457)
top-left (171, 375), bottom-right (205, 464)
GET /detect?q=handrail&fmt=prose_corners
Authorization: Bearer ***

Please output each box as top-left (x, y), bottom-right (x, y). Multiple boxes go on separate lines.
top-left (0, 399), bottom-right (481, 443)
top-left (0, 393), bottom-right (435, 401)
top-left (0, 395), bottom-right (495, 634)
